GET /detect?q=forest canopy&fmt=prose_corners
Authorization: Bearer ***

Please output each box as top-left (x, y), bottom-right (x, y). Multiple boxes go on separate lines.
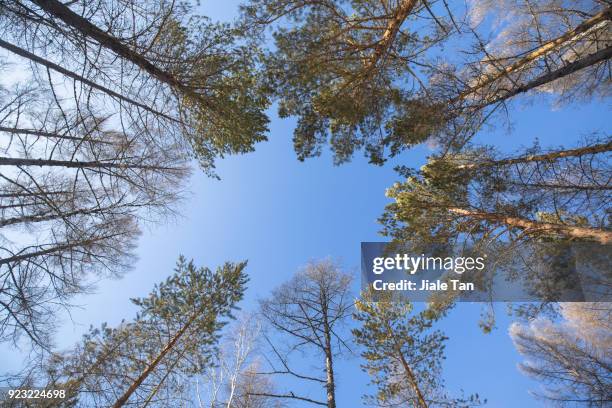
top-left (0, 0), bottom-right (610, 407)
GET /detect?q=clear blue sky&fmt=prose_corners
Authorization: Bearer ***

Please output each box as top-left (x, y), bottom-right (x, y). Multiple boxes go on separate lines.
top-left (2, 1), bottom-right (610, 406)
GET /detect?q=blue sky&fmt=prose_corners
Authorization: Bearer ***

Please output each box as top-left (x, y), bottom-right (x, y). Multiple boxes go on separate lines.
top-left (2, 1), bottom-right (610, 406)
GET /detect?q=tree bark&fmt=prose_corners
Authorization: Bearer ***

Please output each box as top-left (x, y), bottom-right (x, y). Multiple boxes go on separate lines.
top-left (383, 320), bottom-right (429, 408)
top-left (0, 234), bottom-right (119, 266)
top-left (395, 344), bottom-right (428, 408)
top-left (324, 349), bottom-right (336, 408)
top-left (448, 207), bottom-right (612, 244)
top-left (321, 294), bottom-right (336, 408)
top-left (0, 205), bottom-right (123, 228)
top-left (458, 7), bottom-right (612, 100)
top-left (0, 190), bottom-right (74, 198)
top-left (111, 311), bottom-right (199, 407)
top-left (0, 126), bottom-right (113, 144)
top-left (0, 157), bottom-right (176, 171)
top-left (479, 45), bottom-right (612, 108)
top-left (456, 141), bottom-right (612, 170)
top-left (362, 0), bottom-right (418, 76)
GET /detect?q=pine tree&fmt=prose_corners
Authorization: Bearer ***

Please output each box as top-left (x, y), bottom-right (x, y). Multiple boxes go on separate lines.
top-left (241, 0), bottom-right (454, 164)
top-left (352, 290), bottom-right (483, 407)
top-left (381, 138), bottom-right (612, 247)
top-left (21, 256), bottom-right (248, 407)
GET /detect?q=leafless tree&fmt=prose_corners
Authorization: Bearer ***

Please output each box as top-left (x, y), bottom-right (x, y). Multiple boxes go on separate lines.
top-left (258, 259), bottom-right (353, 408)
top-left (511, 302), bottom-right (612, 406)
top-left (198, 314), bottom-right (282, 408)
top-left (0, 85), bottom-right (188, 348)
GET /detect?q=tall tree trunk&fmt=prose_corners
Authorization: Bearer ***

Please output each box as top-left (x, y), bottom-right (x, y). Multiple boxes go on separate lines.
top-left (0, 234), bottom-right (120, 266)
top-left (395, 344), bottom-right (428, 407)
top-left (362, 0), bottom-right (418, 75)
top-left (0, 157), bottom-right (175, 171)
top-left (508, 182), bottom-right (612, 191)
top-left (0, 39), bottom-right (177, 122)
top-left (324, 348), bottom-right (336, 408)
top-left (455, 141), bottom-right (612, 170)
top-left (381, 319), bottom-right (429, 408)
top-left (478, 45), bottom-right (612, 108)
top-left (0, 126), bottom-right (113, 144)
top-left (0, 205), bottom-right (123, 228)
top-left (111, 311), bottom-right (200, 407)
top-left (0, 190), bottom-right (75, 198)
top-left (448, 207), bottom-right (612, 244)
top-left (458, 7), bottom-right (612, 100)
top-left (321, 299), bottom-right (336, 408)
top-left (31, 0), bottom-right (208, 107)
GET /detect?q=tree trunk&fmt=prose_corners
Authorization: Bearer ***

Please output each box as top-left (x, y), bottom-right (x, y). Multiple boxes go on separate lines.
top-left (396, 345), bottom-right (428, 408)
top-left (0, 126), bottom-right (113, 144)
top-left (381, 320), bottom-right (429, 408)
top-left (0, 234), bottom-right (119, 266)
top-left (458, 7), bottom-right (612, 100)
top-left (321, 298), bottom-right (336, 408)
top-left (0, 157), bottom-right (176, 171)
top-left (0, 190), bottom-right (75, 198)
top-left (0, 39), bottom-right (177, 122)
top-left (0, 205), bottom-right (121, 228)
top-left (448, 207), bottom-right (612, 244)
top-left (362, 0), bottom-right (418, 75)
top-left (456, 141), bottom-right (612, 170)
top-left (480, 45), bottom-right (612, 107)
top-left (31, 0), bottom-right (208, 107)
top-left (324, 349), bottom-right (336, 408)
top-left (111, 311), bottom-right (199, 407)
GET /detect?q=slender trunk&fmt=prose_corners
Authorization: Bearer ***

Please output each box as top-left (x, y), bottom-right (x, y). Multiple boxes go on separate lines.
top-left (324, 348), bottom-right (336, 408)
top-left (31, 0), bottom-right (208, 107)
top-left (111, 312), bottom-right (199, 407)
top-left (458, 7), bottom-right (612, 100)
top-left (0, 156), bottom-right (176, 171)
top-left (321, 300), bottom-right (336, 408)
top-left (448, 207), bottom-right (612, 244)
top-left (0, 190), bottom-right (75, 198)
top-left (0, 234), bottom-right (117, 266)
top-left (0, 39), bottom-right (178, 123)
top-left (456, 141), bottom-right (612, 170)
top-left (508, 182), bottom-right (612, 191)
top-left (141, 343), bottom-right (189, 408)
top-left (0, 205), bottom-right (122, 228)
top-left (478, 45), bottom-right (612, 108)
top-left (396, 345), bottom-right (428, 408)
top-left (362, 0), bottom-right (418, 75)
top-left (0, 126), bottom-right (113, 144)
top-left (384, 322), bottom-right (428, 408)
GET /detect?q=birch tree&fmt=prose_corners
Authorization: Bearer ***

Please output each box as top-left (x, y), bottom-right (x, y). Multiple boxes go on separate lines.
top-left (198, 315), bottom-right (281, 408)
